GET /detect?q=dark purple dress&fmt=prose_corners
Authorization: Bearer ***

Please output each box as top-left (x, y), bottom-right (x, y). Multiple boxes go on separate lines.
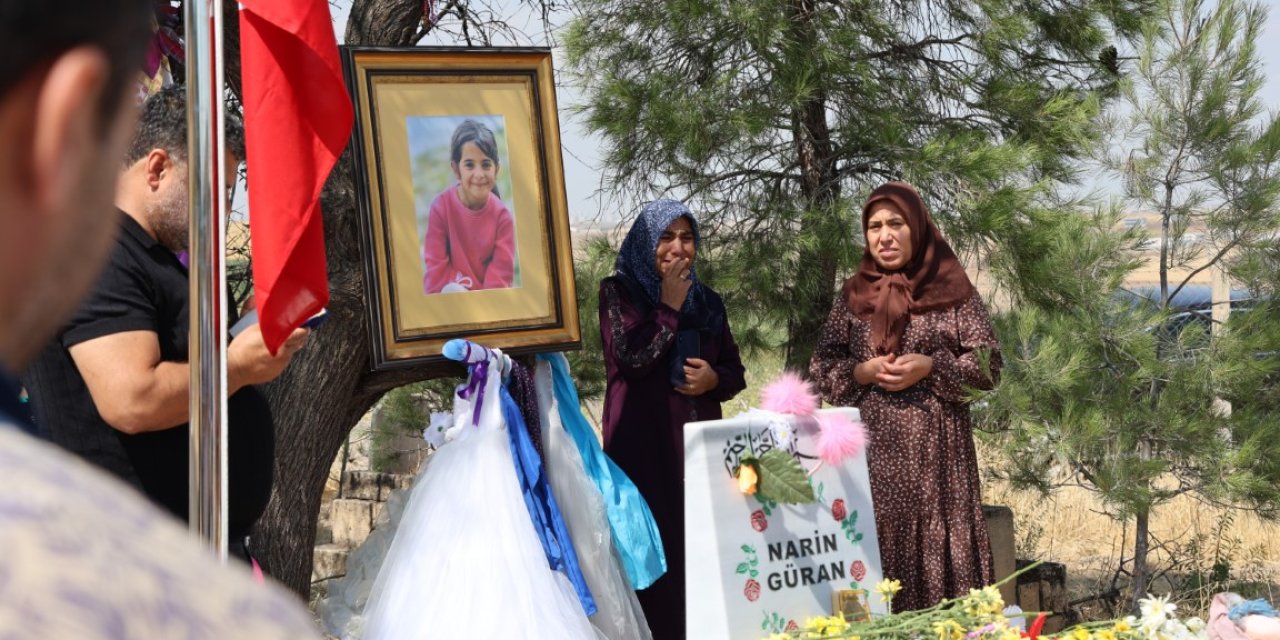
top-left (599, 278), bottom-right (746, 640)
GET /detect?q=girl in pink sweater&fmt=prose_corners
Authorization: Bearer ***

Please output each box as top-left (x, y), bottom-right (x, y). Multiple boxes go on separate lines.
top-left (422, 119), bottom-right (516, 294)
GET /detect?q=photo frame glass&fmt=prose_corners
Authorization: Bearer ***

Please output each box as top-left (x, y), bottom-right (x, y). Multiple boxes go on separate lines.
top-left (344, 47), bottom-right (580, 368)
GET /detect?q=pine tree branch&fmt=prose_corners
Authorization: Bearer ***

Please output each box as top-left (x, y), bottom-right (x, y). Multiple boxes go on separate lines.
top-left (1166, 238), bottom-right (1240, 304)
top-left (859, 33), bottom-right (976, 62)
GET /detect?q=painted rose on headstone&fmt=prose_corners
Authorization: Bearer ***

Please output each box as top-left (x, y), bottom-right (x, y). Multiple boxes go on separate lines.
top-left (750, 509), bottom-right (768, 532)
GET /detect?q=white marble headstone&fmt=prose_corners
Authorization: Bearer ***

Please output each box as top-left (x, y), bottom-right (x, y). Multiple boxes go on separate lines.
top-left (684, 408), bottom-right (885, 639)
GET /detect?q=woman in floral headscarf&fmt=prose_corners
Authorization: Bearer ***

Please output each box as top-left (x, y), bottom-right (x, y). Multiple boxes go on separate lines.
top-left (600, 199), bottom-right (746, 638)
top-left (809, 181), bottom-right (1002, 612)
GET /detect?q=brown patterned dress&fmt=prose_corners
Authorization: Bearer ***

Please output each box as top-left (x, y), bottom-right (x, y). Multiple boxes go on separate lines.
top-left (808, 291), bottom-right (1000, 612)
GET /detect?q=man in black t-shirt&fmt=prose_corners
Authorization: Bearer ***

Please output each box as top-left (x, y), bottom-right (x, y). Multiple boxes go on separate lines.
top-left (22, 86), bottom-right (310, 559)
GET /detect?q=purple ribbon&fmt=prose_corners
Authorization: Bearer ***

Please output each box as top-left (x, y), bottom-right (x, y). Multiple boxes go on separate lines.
top-left (458, 360), bottom-right (489, 426)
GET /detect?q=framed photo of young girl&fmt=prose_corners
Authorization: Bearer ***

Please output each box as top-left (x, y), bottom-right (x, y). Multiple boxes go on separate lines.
top-left (343, 47), bottom-right (581, 369)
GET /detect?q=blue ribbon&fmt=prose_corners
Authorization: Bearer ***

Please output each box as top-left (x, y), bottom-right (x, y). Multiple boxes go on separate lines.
top-left (539, 353), bottom-right (667, 589)
top-left (501, 378), bottom-right (597, 617)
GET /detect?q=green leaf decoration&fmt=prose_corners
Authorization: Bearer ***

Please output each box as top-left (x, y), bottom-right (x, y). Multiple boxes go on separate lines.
top-left (737, 562), bottom-right (750, 574)
top-left (755, 448), bottom-right (816, 504)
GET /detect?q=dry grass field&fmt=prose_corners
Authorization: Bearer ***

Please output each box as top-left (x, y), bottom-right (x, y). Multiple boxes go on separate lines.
top-left (980, 460), bottom-right (1280, 619)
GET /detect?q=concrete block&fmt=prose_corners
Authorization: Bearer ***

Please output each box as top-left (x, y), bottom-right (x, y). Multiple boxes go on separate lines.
top-left (983, 504), bottom-right (1016, 607)
top-left (312, 544), bottom-right (349, 582)
top-left (330, 499), bottom-right (373, 548)
top-left (343, 470), bottom-right (384, 501)
top-left (375, 473), bottom-right (401, 501)
top-left (1039, 579), bottom-right (1064, 612)
top-left (1042, 613), bottom-right (1066, 635)
top-left (1017, 582), bottom-right (1041, 613)
top-left (315, 522), bottom-right (333, 546)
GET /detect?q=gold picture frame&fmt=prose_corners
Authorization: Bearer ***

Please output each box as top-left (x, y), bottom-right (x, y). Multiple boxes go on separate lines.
top-left (343, 47), bottom-right (580, 369)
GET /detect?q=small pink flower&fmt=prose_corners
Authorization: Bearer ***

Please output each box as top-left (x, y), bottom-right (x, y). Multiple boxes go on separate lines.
top-left (851, 560), bottom-right (866, 582)
top-left (744, 579), bottom-right (761, 602)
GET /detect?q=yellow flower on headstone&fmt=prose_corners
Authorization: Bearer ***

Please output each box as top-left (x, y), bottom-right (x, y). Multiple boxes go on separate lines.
top-left (737, 463), bottom-right (759, 495)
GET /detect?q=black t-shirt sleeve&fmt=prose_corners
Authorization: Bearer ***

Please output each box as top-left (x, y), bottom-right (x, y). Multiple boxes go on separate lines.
top-left (61, 247), bottom-right (158, 348)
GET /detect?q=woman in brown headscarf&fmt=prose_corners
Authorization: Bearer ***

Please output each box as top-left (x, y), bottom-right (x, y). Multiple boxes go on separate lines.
top-left (808, 181), bottom-right (1001, 612)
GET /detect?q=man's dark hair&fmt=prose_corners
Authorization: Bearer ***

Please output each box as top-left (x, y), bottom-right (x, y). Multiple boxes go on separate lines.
top-left (0, 0), bottom-right (151, 128)
top-left (125, 84), bottom-right (247, 166)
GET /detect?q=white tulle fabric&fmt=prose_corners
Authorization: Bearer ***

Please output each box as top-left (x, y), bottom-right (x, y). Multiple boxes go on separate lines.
top-left (533, 361), bottom-right (653, 640)
top-left (360, 355), bottom-right (599, 640)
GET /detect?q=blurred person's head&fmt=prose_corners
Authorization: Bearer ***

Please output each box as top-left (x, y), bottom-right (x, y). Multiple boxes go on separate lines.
top-left (0, 0), bottom-right (152, 372)
top-left (116, 84), bottom-right (245, 253)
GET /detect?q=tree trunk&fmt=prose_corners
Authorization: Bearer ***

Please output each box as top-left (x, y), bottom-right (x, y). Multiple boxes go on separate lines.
top-left (250, 0), bottom-right (449, 597)
top-left (783, 0), bottom-right (841, 371)
top-left (1131, 509), bottom-right (1151, 613)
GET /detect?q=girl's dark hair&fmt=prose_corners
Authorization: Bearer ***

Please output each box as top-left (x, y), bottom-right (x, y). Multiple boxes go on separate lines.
top-left (450, 119), bottom-right (501, 198)
top-left (450, 119), bottom-right (500, 166)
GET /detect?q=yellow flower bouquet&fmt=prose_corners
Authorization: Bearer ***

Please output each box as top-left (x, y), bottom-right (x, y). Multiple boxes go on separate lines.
top-left (759, 567), bottom-right (1208, 640)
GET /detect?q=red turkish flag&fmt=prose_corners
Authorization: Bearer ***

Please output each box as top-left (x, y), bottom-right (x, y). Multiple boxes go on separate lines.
top-left (239, 0), bottom-right (352, 352)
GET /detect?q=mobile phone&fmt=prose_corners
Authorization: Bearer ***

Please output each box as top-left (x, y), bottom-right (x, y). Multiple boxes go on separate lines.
top-left (229, 307), bottom-right (327, 338)
top-left (302, 308), bottom-right (329, 329)
top-left (669, 329), bottom-right (701, 387)
top-left (230, 309), bottom-right (258, 338)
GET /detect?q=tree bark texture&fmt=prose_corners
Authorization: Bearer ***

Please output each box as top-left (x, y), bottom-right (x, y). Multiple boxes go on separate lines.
top-left (1131, 509), bottom-right (1150, 614)
top-left (783, 0), bottom-right (841, 371)
top-left (250, 0), bottom-right (455, 597)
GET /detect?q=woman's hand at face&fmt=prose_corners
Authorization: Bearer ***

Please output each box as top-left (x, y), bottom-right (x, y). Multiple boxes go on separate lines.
top-left (875, 353), bottom-right (933, 392)
top-left (676, 357), bottom-right (719, 396)
top-left (660, 256), bottom-right (693, 310)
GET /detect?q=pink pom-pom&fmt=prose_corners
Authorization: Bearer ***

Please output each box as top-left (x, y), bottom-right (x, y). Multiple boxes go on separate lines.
top-left (760, 372), bottom-right (818, 416)
top-left (816, 413), bottom-right (868, 466)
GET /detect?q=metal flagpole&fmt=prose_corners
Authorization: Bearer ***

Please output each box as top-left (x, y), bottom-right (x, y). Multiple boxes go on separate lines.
top-left (185, 0), bottom-right (230, 561)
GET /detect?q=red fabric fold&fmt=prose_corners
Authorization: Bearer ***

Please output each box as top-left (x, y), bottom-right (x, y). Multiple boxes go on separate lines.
top-left (240, 0), bottom-right (352, 352)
